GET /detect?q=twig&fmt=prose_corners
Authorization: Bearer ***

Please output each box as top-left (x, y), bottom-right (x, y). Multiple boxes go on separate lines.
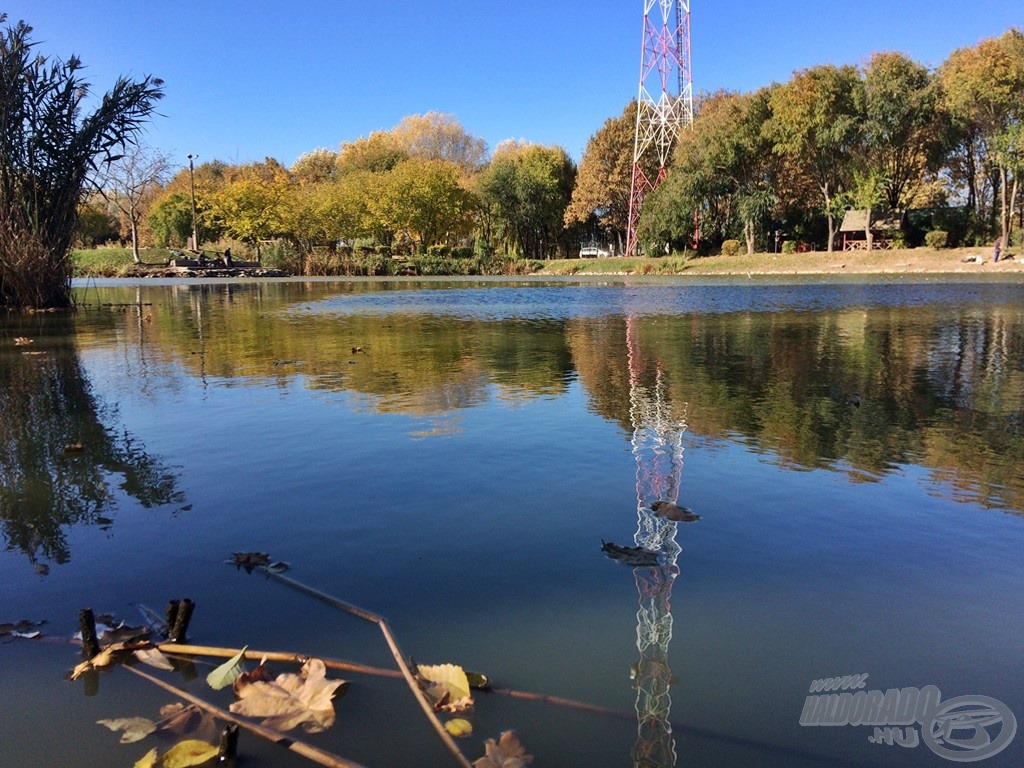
top-left (155, 642), bottom-right (402, 680)
top-left (262, 570), bottom-right (474, 768)
top-left (123, 664), bottom-right (368, 768)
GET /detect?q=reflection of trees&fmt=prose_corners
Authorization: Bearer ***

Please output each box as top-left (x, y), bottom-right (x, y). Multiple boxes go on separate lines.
top-left (568, 307), bottom-right (1024, 511)
top-left (0, 319), bottom-right (184, 570)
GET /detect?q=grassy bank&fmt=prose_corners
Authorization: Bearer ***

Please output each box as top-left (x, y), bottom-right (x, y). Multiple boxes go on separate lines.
top-left (71, 244), bottom-right (1022, 278)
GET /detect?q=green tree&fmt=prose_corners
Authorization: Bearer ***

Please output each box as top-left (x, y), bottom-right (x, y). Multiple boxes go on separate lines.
top-left (478, 141), bottom-right (576, 259)
top-left (861, 52), bottom-right (946, 211)
top-left (766, 65), bottom-right (864, 252)
top-left (0, 16), bottom-right (163, 308)
top-left (375, 158), bottom-right (476, 252)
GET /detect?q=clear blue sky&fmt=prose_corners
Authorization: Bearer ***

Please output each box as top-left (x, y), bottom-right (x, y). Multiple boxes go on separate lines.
top-left (4, 1), bottom-right (1021, 173)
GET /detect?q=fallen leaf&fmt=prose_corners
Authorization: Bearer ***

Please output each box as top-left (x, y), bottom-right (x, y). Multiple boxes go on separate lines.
top-left (265, 561), bottom-right (289, 573)
top-left (601, 540), bottom-right (660, 567)
top-left (13, 336), bottom-right (33, 345)
top-left (134, 647), bottom-right (175, 671)
top-left (206, 646), bottom-right (247, 690)
top-left (11, 630), bottom-right (41, 639)
top-left (70, 642), bottom-right (134, 679)
top-left (651, 501), bottom-right (700, 523)
top-left (156, 704), bottom-right (202, 736)
top-left (229, 552), bottom-right (270, 573)
top-left (466, 671), bottom-right (491, 690)
top-left (0, 619), bottom-right (46, 636)
top-left (474, 731), bottom-right (534, 768)
top-left (445, 718), bottom-right (473, 738)
top-left (97, 717), bottom-right (156, 744)
top-left (229, 658), bottom-right (347, 733)
top-left (417, 663), bottom-right (474, 713)
top-left (161, 739), bottom-right (219, 768)
top-left (133, 747), bottom-right (158, 768)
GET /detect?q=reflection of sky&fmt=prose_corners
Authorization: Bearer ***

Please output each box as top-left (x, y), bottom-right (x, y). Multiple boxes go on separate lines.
top-left (288, 280), bottom-right (1024, 321)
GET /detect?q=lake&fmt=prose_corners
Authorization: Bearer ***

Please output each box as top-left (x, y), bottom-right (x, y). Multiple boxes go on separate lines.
top-left (2, 275), bottom-right (1023, 768)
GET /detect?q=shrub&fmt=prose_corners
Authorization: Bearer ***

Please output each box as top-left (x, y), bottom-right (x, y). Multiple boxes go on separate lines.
top-left (721, 239), bottom-right (741, 256)
top-left (890, 233), bottom-right (907, 249)
top-left (924, 230), bottom-right (948, 249)
top-left (261, 241), bottom-right (303, 273)
top-left (781, 241), bottom-right (797, 254)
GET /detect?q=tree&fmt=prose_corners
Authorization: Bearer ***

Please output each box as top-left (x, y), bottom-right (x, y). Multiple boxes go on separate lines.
top-left (374, 158), bottom-right (476, 252)
top-left (478, 142), bottom-right (576, 259)
top-left (861, 52), bottom-right (946, 211)
top-left (337, 131), bottom-right (408, 175)
top-left (391, 112), bottom-right (488, 176)
top-left (0, 16), bottom-right (163, 308)
top-left (766, 65), bottom-right (864, 252)
top-left (939, 29), bottom-right (1024, 243)
top-left (205, 158), bottom-right (291, 257)
top-left (95, 143), bottom-right (171, 262)
top-left (291, 148), bottom-right (338, 186)
top-left (74, 195), bottom-right (119, 247)
top-left (564, 102), bottom-right (639, 253)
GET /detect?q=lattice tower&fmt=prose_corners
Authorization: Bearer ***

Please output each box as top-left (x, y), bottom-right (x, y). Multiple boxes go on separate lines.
top-left (626, 314), bottom-right (685, 767)
top-left (626, 0), bottom-right (694, 257)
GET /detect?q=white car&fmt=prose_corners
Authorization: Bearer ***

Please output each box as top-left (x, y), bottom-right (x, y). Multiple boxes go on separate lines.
top-left (578, 245), bottom-right (611, 258)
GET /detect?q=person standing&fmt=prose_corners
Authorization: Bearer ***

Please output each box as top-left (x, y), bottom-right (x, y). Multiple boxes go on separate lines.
top-left (993, 236), bottom-right (1002, 262)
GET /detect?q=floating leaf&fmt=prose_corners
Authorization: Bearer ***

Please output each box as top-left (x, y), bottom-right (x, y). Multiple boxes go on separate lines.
top-left (0, 619), bottom-right (46, 636)
top-left (601, 540), bottom-right (660, 567)
top-left (229, 552), bottom-right (270, 573)
top-left (206, 646), bottom-right (247, 690)
top-left (156, 703), bottom-right (202, 737)
top-left (133, 747), bottom-right (158, 768)
top-left (650, 501), bottom-right (700, 523)
top-left (445, 718), bottom-right (473, 738)
top-left (11, 630), bottom-right (41, 639)
top-left (230, 658), bottom-right (347, 733)
top-left (13, 337), bottom-right (33, 345)
top-left (418, 663), bottom-right (474, 713)
top-left (161, 739), bottom-right (219, 768)
top-left (134, 647), bottom-right (175, 671)
top-left (265, 561), bottom-right (289, 574)
top-left (70, 642), bottom-right (133, 679)
top-left (466, 671), bottom-right (491, 690)
top-left (97, 717), bottom-right (156, 744)
top-left (474, 730), bottom-right (534, 768)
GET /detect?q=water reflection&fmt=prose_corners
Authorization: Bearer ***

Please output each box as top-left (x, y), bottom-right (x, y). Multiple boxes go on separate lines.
top-left (0, 317), bottom-right (185, 572)
top-left (626, 315), bottom-right (686, 768)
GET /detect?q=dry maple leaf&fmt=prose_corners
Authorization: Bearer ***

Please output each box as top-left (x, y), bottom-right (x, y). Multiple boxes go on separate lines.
top-left (229, 658), bottom-right (347, 733)
top-left (474, 730), bottom-right (534, 768)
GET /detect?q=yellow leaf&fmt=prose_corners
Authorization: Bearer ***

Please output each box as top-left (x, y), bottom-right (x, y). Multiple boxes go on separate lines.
top-left (161, 739), bottom-right (219, 768)
top-left (134, 647), bottom-right (175, 671)
top-left (444, 718), bottom-right (473, 738)
top-left (97, 716), bottom-right (156, 744)
top-left (418, 663), bottom-right (473, 713)
top-left (133, 747), bottom-right (158, 768)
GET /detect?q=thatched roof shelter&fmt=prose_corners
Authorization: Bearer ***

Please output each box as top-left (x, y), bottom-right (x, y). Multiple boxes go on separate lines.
top-left (840, 209), bottom-right (906, 233)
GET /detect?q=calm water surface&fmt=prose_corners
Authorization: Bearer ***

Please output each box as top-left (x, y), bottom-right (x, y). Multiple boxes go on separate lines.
top-left (2, 276), bottom-right (1023, 767)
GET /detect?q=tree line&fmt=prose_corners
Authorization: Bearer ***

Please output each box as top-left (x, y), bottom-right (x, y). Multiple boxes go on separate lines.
top-left (3, 16), bottom-right (1022, 308)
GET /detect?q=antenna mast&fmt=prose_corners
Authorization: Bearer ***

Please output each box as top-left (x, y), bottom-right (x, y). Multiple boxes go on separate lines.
top-left (626, 0), bottom-right (693, 257)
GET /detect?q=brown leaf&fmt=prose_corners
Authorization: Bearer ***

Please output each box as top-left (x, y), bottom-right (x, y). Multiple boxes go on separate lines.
top-left (229, 658), bottom-right (347, 733)
top-left (474, 731), bottom-right (534, 768)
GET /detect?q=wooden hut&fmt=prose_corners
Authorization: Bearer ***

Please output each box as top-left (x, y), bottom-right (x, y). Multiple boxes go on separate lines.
top-left (839, 209), bottom-right (906, 250)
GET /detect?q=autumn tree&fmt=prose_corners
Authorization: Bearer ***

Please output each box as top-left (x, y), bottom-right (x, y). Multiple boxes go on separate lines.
top-left (478, 141), bottom-right (576, 259)
top-left (374, 158), bottom-right (476, 252)
top-left (291, 148), bottom-right (339, 186)
top-left (0, 16), bottom-right (162, 308)
top-left (337, 131), bottom-right (409, 175)
top-left (95, 143), bottom-right (172, 262)
top-left (205, 158), bottom-right (291, 257)
top-left (564, 101), bottom-right (638, 253)
top-left (766, 64), bottom-right (864, 252)
top-left (148, 160), bottom-right (227, 247)
top-left (391, 112), bottom-right (488, 177)
top-left (939, 29), bottom-right (1024, 243)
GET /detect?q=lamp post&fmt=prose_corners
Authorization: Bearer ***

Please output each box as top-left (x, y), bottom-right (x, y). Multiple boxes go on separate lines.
top-left (187, 154), bottom-right (198, 251)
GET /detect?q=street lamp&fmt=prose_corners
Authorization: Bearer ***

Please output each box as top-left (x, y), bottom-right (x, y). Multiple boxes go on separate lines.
top-left (187, 153), bottom-right (198, 252)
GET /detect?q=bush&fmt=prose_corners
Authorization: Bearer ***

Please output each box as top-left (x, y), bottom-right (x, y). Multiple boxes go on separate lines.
top-left (721, 239), bottom-right (741, 256)
top-left (781, 241), bottom-right (797, 254)
top-left (924, 230), bottom-right (948, 249)
top-left (890, 233), bottom-right (907, 249)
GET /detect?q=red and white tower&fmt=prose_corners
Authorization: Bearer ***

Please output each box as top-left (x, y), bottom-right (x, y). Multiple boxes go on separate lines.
top-left (626, 0), bottom-right (694, 257)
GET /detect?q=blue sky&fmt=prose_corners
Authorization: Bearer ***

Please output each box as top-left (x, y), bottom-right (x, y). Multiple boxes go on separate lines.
top-left (4, 1), bottom-right (1021, 173)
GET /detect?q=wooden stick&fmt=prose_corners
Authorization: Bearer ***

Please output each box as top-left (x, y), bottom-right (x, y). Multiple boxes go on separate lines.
top-left (123, 664), bottom-right (368, 768)
top-left (263, 570), bottom-right (474, 768)
top-left (155, 642), bottom-right (402, 680)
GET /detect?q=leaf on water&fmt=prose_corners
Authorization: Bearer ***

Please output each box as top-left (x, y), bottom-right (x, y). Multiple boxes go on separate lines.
top-left (265, 560), bottom-right (289, 574)
top-left (651, 501), bottom-right (700, 523)
top-left (206, 646), bottom-right (247, 690)
top-left (13, 336), bottom-right (33, 345)
top-left (601, 540), bottom-right (660, 567)
top-left (473, 730), bottom-right (534, 768)
top-left (133, 747), bottom-right (158, 768)
top-left (134, 647), bottom-right (175, 671)
top-left (70, 642), bottom-right (136, 679)
top-left (229, 658), bottom-right (347, 733)
top-left (466, 671), bottom-right (491, 690)
top-left (229, 552), bottom-right (270, 573)
top-left (417, 663), bottom-right (474, 713)
top-left (97, 716), bottom-right (157, 744)
top-left (160, 739), bottom-right (219, 768)
top-left (445, 718), bottom-right (473, 738)
top-left (11, 630), bottom-right (42, 639)
top-left (0, 619), bottom-right (46, 636)
top-left (156, 703), bottom-right (202, 737)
